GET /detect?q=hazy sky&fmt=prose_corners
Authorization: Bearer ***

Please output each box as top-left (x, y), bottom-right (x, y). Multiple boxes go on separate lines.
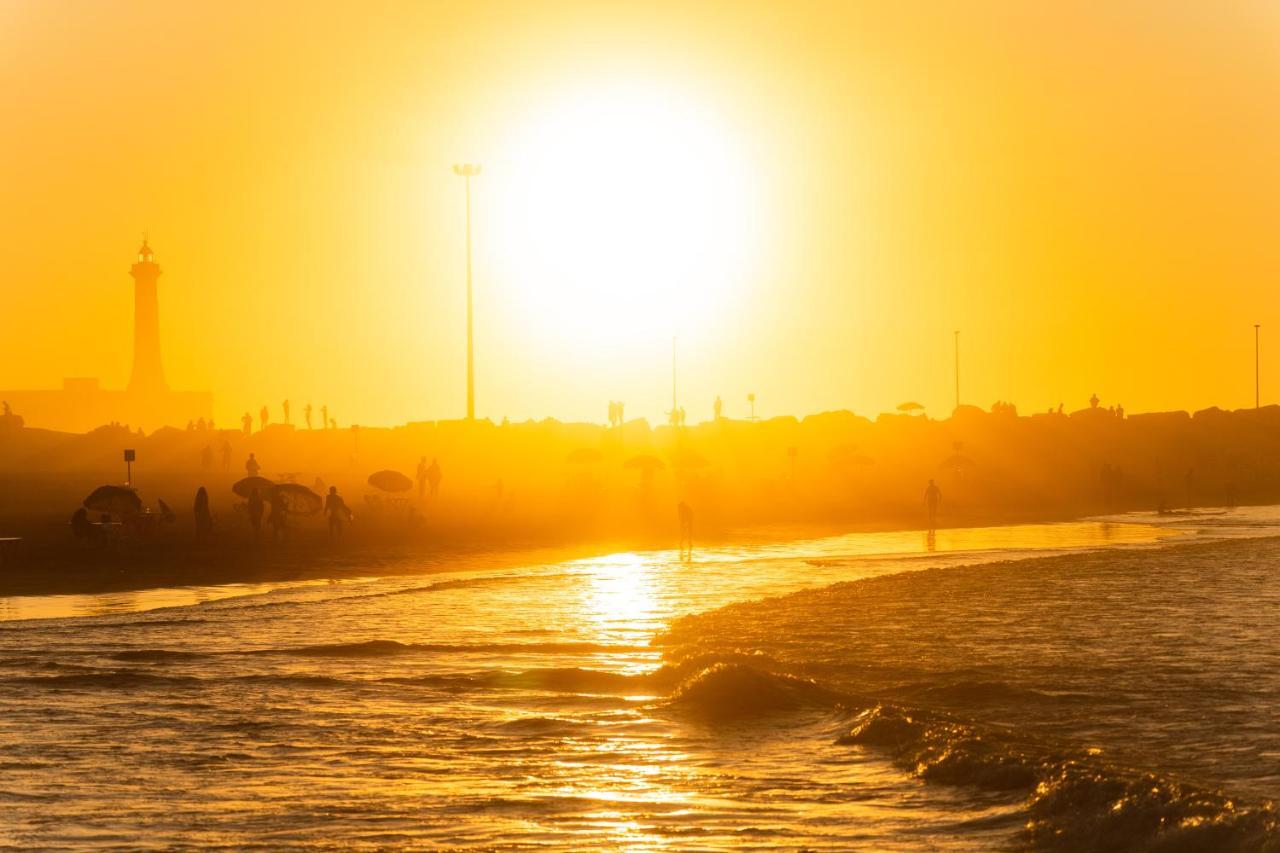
top-left (3, 1), bottom-right (1279, 426)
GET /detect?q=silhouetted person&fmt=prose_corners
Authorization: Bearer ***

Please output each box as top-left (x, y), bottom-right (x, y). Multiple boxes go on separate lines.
top-left (70, 507), bottom-right (96, 545)
top-left (269, 488), bottom-right (288, 543)
top-left (677, 501), bottom-right (694, 559)
top-left (245, 452), bottom-right (261, 478)
top-left (221, 440), bottom-right (232, 471)
top-left (193, 487), bottom-right (213, 543)
top-left (426, 458), bottom-right (442, 496)
top-left (283, 399), bottom-right (291, 425)
top-left (241, 412), bottom-right (252, 436)
top-left (201, 444), bottom-right (213, 470)
top-left (325, 486), bottom-right (351, 538)
top-left (417, 456), bottom-right (429, 499)
top-left (305, 403), bottom-right (313, 430)
top-left (617, 401), bottom-right (624, 423)
top-left (714, 395), bottom-right (723, 421)
top-left (924, 479), bottom-right (942, 532)
top-left (1089, 393), bottom-right (1100, 409)
top-left (259, 405), bottom-right (269, 431)
top-left (247, 488), bottom-right (264, 541)
top-left (321, 405), bottom-right (329, 429)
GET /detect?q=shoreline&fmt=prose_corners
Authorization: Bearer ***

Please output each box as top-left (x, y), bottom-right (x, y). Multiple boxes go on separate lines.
top-left (0, 501), bottom-right (1200, 601)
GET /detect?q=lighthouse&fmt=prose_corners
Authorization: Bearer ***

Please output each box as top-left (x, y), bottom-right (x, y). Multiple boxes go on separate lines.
top-left (127, 238), bottom-right (168, 393)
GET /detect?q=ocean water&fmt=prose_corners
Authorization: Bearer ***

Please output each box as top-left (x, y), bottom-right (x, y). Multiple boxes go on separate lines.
top-left (0, 511), bottom-right (1275, 849)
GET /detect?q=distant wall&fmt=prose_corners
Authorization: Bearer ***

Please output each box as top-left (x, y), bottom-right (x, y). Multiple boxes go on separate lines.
top-left (0, 389), bottom-right (213, 433)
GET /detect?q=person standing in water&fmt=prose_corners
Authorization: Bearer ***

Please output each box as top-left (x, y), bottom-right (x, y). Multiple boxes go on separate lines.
top-left (193, 487), bottom-right (213, 544)
top-left (268, 488), bottom-right (288, 543)
top-left (924, 479), bottom-right (942, 533)
top-left (416, 456), bottom-right (429, 499)
top-left (325, 486), bottom-right (352, 538)
top-left (426, 458), bottom-right (442, 497)
top-left (247, 487), bottom-right (264, 541)
top-left (677, 500), bottom-right (694, 560)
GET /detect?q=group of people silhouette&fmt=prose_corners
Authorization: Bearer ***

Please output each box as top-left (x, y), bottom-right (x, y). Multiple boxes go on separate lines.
top-left (416, 456), bottom-right (442, 499)
top-left (241, 402), bottom-right (335, 435)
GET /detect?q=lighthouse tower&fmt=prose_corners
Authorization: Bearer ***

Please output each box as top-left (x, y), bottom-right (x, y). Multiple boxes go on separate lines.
top-left (127, 238), bottom-right (168, 393)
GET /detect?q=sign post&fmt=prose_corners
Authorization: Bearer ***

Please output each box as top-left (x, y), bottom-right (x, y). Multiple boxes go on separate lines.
top-left (124, 449), bottom-right (136, 486)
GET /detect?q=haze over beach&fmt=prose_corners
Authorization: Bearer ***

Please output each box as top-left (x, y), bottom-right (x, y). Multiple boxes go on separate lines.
top-left (4, 1), bottom-right (1280, 850)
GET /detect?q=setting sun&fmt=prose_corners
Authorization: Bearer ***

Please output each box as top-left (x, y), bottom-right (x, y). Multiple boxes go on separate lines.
top-left (489, 79), bottom-right (765, 356)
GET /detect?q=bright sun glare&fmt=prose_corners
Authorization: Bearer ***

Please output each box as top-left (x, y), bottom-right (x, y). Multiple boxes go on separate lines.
top-left (491, 81), bottom-right (762, 355)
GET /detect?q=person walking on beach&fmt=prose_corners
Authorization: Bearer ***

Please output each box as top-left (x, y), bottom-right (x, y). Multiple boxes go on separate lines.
top-left (247, 487), bottom-right (265, 541)
top-left (325, 486), bottom-right (352, 538)
top-left (245, 452), bottom-right (261, 478)
top-left (321, 405), bottom-right (329, 429)
top-left (282, 399), bottom-right (291, 426)
top-left (268, 488), bottom-right (288, 543)
top-left (426, 458), bottom-right (442, 497)
top-left (677, 500), bottom-right (694, 560)
top-left (924, 479), bottom-right (942, 533)
top-left (305, 403), bottom-right (313, 430)
top-left (416, 456), bottom-right (429, 499)
top-left (193, 487), bottom-right (213, 544)
top-left (259, 405), bottom-right (269, 431)
top-left (241, 412), bottom-right (253, 436)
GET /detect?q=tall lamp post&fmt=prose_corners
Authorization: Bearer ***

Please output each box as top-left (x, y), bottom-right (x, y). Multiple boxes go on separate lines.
top-left (1256, 324), bottom-right (1261, 409)
top-left (954, 330), bottom-right (961, 411)
top-left (453, 164), bottom-right (482, 420)
top-left (671, 336), bottom-right (678, 425)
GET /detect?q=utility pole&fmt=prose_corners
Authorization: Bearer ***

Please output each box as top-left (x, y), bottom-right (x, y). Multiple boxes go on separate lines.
top-left (954, 329), bottom-right (960, 411)
top-left (1256, 324), bottom-right (1261, 409)
top-left (453, 164), bottom-right (482, 420)
top-left (671, 336), bottom-right (678, 424)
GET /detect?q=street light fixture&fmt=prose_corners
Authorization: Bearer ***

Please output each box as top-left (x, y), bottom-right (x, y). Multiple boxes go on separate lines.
top-left (453, 163), bottom-right (482, 420)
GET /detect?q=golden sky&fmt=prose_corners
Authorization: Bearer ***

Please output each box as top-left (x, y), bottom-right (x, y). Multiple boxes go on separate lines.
top-left (3, 1), bottom-right (1279, 426)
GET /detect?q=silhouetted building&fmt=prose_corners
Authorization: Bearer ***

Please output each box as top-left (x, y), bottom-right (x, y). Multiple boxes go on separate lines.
top-left (128, 239), bottom-right (167, 393)
top-left (0, 239), bottom-right (212, 433)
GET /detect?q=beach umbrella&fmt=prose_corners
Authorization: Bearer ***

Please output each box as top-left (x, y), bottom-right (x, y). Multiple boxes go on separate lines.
top-left (624, 453), bottom-right (665, 486)
top-left (232, 476), bottom-right (276, 499)
top-left (273, 483), bottom-right (323, 515)
top-left (367, 470), bottom-right (413, 493)
top-left (669, 448), bottom-right (710, 470)
top-left (566, 447), bottom-right (603, 465)
top-left (896, 402), bottom-right (925, 413)
top-left (623, 454), bottom-right (666, 473)
top-left (83, 485), bottom-right (142, 516)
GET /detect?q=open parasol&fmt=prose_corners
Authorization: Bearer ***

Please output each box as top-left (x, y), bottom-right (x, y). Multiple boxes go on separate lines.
top-left (83, 485), bottom-right (142, 516)
top-left (273, 483), bottom-right (323, 515)
top-left (367, 470), bottom-right (413, 493)
top-left (232, 476), bottom-right (276, 499)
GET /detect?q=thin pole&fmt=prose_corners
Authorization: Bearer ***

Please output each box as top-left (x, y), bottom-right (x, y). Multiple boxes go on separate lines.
top-left (954, 330), bottom-right (960, 411)
top-left (1256, 324), bottom-right (1261, 409)
top-left (465, 175), bottom-right (475, 421)
top-left (672, 337), bottom-right (678, 417)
